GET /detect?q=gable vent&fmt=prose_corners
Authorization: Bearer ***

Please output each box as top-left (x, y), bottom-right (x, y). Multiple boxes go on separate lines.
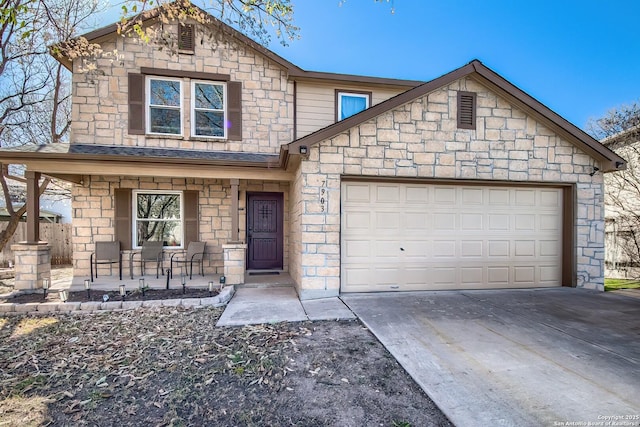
top-left (457, 91), bottom-right (476, 129)
top-left (178, 24), bottom-right (195, 52)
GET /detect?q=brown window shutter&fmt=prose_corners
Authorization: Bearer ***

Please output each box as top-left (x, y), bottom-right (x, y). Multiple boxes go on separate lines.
top-left (457, 91), bottom-right (476, 130)
top-left (183, 190), bottom-right (199, 246)
top-left (178, 24), bottom-right (195, 51)
top-left (128, 73), bottom-right (145, 135)
top-left (227, 81), bottom-right (242, 141)
top-left (115, 188), bottom-right (132, 250)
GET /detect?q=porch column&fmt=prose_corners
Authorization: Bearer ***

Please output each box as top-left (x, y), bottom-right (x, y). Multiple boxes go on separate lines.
top-left (11, 170), bottom-right (51, 290)
top-left (230, 178), bottom-right (239, 241)
top-left (11, 243), bottom-right (51, 290)
top-left (222, 242), bottom-right (247, 285)
top-left (26, 171), bottom-right (40, 243)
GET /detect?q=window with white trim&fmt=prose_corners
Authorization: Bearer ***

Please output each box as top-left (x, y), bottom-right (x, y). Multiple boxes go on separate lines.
top-left (146, 77), bottom-right (183, 135)
top-left (133, 191), bottom-right (183, 248)
top-left (337, 91), bottom-right (370, 121)
top-left (192, 81), bottom-right (226, 138)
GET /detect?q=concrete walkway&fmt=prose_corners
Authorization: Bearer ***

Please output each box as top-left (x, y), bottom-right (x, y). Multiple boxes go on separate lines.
top-left (342, 288), bottom-right (640, 427)
top-left (216, 286), bottom-right (355, 326)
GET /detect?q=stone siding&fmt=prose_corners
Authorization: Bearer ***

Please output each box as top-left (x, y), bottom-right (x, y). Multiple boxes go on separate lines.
top-left (71, 22), bottom-right (294, 154)
top-left (292, 77), bottom-right (605, 297)
top-left (72, 176), bottom-right (290, 278)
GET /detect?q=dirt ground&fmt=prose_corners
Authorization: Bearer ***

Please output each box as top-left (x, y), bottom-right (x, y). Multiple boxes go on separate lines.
top-left (0, 269), bottom-right (452, 427)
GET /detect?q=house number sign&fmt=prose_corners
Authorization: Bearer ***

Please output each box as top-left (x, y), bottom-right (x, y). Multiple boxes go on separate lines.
top-left (319, 180), bottom-right (327, 212)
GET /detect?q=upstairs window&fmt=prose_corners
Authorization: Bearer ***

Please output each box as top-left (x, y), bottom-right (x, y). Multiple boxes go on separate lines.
top-left (336, 90), bottom-right (371, 121)
top-left (134, 191), bottom-right (183, 248)
top-left (147, 77), bottom-right (182, 135)
top-left (129, 71), bottom-right (242, 140)
top-left (192, 81), bottom-right (226, 138)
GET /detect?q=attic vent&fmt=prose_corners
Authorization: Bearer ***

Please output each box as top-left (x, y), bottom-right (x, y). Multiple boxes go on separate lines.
top-left (178, 24), bottom-right (195, 52)
top-left (457, 91), bottom-right (476, 129)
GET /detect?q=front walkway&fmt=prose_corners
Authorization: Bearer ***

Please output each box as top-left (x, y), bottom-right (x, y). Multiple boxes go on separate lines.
top-left (216, 286), bottom-right (355, 326)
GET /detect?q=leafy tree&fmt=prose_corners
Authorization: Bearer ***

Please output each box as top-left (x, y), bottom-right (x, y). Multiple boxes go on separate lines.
top-left (589, 101), bottom-right (640, 274)
top-left (0, 0), bottom-right (104, 252)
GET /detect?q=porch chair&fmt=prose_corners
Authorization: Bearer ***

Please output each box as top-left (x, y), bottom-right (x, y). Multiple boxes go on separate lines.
top-left (170, 241), bottom-right (206, 280)
top-left (90, 241), bottom-right (122, 282)
top-left (129, 241), bottom-right (164, 279)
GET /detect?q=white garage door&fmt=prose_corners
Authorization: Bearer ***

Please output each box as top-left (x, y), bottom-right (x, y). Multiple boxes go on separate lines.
top-left (341, 181), bottom-right (563, 292)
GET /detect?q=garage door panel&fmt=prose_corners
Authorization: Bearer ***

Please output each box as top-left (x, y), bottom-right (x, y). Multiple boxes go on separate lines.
top-left (376, 185), bottom-right (401, 203)
top-left (344, 210), bottom-right (370, 231)
top-left (406, 186), bottom-right (429, 203)
top-left (404, 267), bottom-right (429, 286)
top-left (488, 214), bottom-right (510, 231)
top-left (487, 266), bottom-right (510, 285)
top-left (344, 240), bottom-right (370, 258)
top-left (434, 187), bottom-right (456, 204)
top-left (513, 266), bottom-right (536, 284)
top-left (461, 240), bottom-right (483, 257)
top-left (373, 240), bottom-right (402, 259)
top-left (433, 240), bottom-right (456, 258)
top-left (540, 214), bottom-right (560, 231)
top-left (405, 212), bottom-right (428, 230)
top-left (488, 189), bottom-right (510, 205)
top-left (514, 240), bottom-right (536, 257)
top-left (488, 240), bottom-right (510, 257)
top-left (343, 183), bottom-right (371, 203)
top-left (515, 214), bottom-right (536, 231)
top-left (342, 266), bottom-right (371, 288)
top-left (375, 267), bottom-right (400, 285)
top-left (540, 189), bottom-right (561, 206)
top-left (540, 240), bottom-right (560, 257)
top-left (341, 182), bottom-right (562, 292)
top-left (432, 267), bottom-right (457, 285)
top-left (461, 187), bottom-right (484, 204)
top-left (402, 241), bottom-right (429, 259)
top-left (375, 212), bottom-right (400, 231)
top-left (461, 267), bottom-right (484, 284)
top-left (461, 213), bottom-right (483, 230)
top-left (433, 213), bottom-right (456, 231)
top-left (515, 189), bottom-right (536, 206)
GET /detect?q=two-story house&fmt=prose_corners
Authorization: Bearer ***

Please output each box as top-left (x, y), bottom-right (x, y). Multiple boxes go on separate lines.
top-left (0, 4), bottom-right (625, 298)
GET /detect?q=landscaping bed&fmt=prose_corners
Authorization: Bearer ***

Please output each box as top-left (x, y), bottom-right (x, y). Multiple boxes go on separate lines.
top-left (1, 287), bottom-right (219, 304)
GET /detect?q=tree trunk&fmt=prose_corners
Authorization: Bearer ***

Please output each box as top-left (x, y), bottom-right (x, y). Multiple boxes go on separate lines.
top-left (0, 204), bottom-right (27, 251)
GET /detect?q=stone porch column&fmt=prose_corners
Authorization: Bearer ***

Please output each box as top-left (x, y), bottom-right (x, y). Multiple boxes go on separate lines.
top-left (222, 242), bottom-right (247, 285)
top-left (11, 243), bottom-right (51, 290)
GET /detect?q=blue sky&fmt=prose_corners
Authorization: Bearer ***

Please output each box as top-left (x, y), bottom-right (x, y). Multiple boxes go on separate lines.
top-left (97, 1), bottom-right (640, 130)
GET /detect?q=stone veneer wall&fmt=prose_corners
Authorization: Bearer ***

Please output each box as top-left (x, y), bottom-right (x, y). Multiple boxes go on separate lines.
top-left (71, 22), bottom-right (294, 154)
top-left (288, 166), bottom-right (304, 295)
top-left (72, 176), bottom-right (290, 278)
top-left (292, 77), bottom-right (605, 298)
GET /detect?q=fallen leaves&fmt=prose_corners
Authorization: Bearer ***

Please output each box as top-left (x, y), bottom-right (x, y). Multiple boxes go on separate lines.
top-left (9, 317), bottom-right (58, 339)
top-left (0, 307), bottom-right (301, 425)
top-left (0, 307), bottom-right (452, 426)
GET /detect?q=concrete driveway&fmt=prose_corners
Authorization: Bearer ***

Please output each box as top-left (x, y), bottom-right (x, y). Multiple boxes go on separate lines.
top-left (342, 288), bottom-right (640, 427)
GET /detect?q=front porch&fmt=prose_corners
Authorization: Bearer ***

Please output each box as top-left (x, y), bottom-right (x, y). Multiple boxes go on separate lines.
top-left (65, 270), bottom-right (295, 292)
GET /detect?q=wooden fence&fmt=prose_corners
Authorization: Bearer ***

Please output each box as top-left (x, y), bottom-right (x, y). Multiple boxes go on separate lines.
top-left (0, 222), bottom-right (72, 266)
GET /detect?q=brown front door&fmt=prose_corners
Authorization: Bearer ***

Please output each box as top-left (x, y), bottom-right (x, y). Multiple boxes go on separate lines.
top-left (247, 192), bottom-right (283, 270)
